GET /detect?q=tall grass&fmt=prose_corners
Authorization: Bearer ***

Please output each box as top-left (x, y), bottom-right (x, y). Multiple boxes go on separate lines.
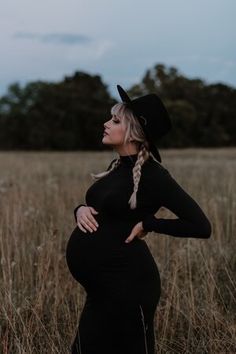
top-left (0, 149), bottom-right (235, 353)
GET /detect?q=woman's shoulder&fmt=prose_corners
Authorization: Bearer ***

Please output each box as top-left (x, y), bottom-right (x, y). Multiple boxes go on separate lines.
top-left (145, 156), bottom-right (169, 175)
top-left (140, 156), bottom-right (171, 188)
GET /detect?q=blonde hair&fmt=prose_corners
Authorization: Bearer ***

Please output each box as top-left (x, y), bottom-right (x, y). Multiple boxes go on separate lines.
top-left (91, 102), bottom-right (160, 209)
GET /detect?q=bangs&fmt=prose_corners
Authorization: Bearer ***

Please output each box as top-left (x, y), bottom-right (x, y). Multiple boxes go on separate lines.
top-left (111, 103), bottom-right (127, 120)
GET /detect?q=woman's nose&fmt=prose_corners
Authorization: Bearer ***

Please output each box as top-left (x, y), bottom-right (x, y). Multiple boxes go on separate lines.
top-left (104, 117), bottom-right (112, 129)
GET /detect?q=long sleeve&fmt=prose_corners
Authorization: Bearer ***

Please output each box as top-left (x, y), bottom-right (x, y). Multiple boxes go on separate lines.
top-left (142, 168), bottom-right (212, 239)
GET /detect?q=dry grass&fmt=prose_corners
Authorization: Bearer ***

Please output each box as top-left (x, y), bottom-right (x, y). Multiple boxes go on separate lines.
top-left (0, 148), bottom-right (235, 353)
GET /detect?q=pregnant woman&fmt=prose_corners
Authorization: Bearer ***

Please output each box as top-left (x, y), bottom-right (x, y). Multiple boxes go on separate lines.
top-left (66, 85), bottom-right (212, 354)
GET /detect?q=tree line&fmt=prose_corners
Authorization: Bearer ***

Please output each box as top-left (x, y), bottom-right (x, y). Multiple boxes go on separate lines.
top-left (0, 63), bottom-right (235, 150)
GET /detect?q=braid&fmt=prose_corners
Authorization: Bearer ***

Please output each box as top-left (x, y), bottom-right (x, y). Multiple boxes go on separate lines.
top-left (128, 143), bottom-right (150, 209)
top-left (90, 157), bottom-right (121, 180)
top-left (111, 159), bottom-right (121, 170)
top-left (91, 145), bottom-right (150, 209)
top-left (91, 143), bottom-right (151, 210)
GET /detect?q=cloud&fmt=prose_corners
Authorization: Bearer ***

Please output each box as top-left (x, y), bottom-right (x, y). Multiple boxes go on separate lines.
top-left (64, 39), bottom-right (115, 62)
top-left (13, 32), bottom-right (92, 45)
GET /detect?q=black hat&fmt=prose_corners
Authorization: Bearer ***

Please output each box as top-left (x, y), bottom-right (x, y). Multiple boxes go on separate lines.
top-left (116, 84), bottom-right (172, 163)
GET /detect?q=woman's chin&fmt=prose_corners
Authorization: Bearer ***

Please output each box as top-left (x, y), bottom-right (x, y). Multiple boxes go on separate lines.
top-left (102, 136), bottom-right (111, 144)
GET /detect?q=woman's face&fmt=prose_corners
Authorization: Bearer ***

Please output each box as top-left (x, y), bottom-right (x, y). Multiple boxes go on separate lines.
top-left (102, 114), bottom-right (126, 146)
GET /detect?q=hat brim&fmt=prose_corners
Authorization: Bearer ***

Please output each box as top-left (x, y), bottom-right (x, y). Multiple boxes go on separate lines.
top-left (149, 141), bottom-right (162, 163)
top-left (117, 85), bottom-right (131, 103)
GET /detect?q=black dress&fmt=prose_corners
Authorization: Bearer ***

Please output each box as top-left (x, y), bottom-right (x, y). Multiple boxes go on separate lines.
top-left (66, 153), bottom-right (211, 354)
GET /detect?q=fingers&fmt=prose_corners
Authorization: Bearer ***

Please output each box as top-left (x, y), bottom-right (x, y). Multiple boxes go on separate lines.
top-left (77, 207), bottom-right (99, 234)
top-left (125, 234), bottom-right (135, 243)
top-left (89, 207), bottom-right (99, 214)
top-left (77, 221), bottom-right (88, 233)
top-left (81, 215), bottom-right (98, 233)
top-left (125, 234), bottom-right (145, 242)
top-left (125, 230), bottom-right (147, 243)
top-left (78, 218), bottom-right (97, 233)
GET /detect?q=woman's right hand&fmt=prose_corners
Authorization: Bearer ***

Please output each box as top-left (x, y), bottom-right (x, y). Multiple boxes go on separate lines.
top-left (76, 206), bottom-right (99, 233)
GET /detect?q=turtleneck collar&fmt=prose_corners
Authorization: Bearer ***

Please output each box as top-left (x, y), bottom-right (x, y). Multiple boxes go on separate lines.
top-left (119, 153), bottom-right (138, 166)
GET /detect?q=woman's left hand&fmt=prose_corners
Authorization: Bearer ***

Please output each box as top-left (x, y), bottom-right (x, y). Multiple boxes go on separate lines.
top-left (125, 222), bottom-right (148, 243)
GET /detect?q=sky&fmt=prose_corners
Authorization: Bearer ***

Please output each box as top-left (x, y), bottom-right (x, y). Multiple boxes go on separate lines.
top-left (0, 0), bottom-right (235, 99)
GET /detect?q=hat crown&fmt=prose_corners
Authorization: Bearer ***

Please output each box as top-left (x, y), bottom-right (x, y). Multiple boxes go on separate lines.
top-left (116, 84), bottom-right (172, 163)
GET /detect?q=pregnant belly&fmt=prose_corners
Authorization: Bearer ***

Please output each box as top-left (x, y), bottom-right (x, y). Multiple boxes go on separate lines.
top-left (66, 221), bottom-right (161, 304)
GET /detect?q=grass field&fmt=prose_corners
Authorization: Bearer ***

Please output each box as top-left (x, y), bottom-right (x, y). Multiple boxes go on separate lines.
top-left (0, 148), bottom-right (235, 353)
